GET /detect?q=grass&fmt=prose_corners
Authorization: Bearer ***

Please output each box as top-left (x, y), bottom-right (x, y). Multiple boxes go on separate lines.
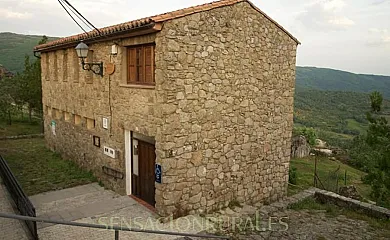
top-left (0, 121), bottom-right (42, 137)
top-left (288, 156), bottom-right (372, 201)
top-left (0, 137), bottom-right (96, 196)
top-left (346, 119), bottom-right (367, 134)
top-left (289, 197), bottom-right (390, 231)
top-left (0, 113), bottom-right (43, 137)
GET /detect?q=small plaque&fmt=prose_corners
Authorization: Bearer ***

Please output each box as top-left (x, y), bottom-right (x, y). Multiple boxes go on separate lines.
top-left (105, 63), bottom-right (115, 75)
top-left (93, 136), bottom-right (100, 147)
top-left (155, 164), bottom-right (162, 184)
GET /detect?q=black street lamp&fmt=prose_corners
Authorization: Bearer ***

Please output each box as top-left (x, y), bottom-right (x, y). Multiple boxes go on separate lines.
top-left (75, 41), bottom-right (103, 77)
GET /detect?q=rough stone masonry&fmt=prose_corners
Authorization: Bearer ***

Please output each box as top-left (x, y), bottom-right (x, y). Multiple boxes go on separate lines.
top-left (39, 0), bottom-right (298, 217)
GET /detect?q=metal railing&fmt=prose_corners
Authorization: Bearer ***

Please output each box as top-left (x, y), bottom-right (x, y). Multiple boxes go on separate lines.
top-left (0, 212), bottom-right (229, 240)
top-left (0, 155), bottom-right (38, 240)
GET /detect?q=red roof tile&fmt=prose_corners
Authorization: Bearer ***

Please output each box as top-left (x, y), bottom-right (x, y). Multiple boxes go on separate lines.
top-left (34, 0), bottom-right (299, 51)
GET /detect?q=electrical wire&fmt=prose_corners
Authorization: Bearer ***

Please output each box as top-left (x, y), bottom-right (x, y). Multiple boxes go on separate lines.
top-left (59, 0), bottom-right (94, 32)
top-left (62, 0), bottom-right (102, 35)
top-left (57, 0), bottom-right (88, 34)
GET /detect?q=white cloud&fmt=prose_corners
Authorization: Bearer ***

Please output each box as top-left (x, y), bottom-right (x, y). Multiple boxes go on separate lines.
top-left (328, 16), bottom-right (355, 27)
top-left (323, 0), bottom-right (346, 11)
top-left (0, 8), bottom-right (31, 19)
top-left (383, 36), bottom-right (390, 43)
top-left (296, 0), bottom-right (354, 30)
top-left (366, 28), bottom-right (390, 46)
top-left (369, 28), bottom-right (388, 34)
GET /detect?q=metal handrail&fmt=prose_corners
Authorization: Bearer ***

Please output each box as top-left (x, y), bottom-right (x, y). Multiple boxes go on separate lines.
top-left (0, 212), bottom-right (229, 240)
top-left (0, 155), bottom-right (38, 239)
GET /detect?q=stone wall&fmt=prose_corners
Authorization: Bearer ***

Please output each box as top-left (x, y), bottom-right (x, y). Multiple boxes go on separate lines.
top-left (153, 2), bottom-right (297, 216)
top-left (41, 34), bottom-right (160, 195)
top-left (40, 1), bottom-right (297, 217)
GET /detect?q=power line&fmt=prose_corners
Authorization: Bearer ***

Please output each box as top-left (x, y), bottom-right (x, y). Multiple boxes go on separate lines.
top-left (62, 0), bottom-right (101, 35)
top-left (57, 0), bottom-right (88, 34)
top-left (59, 0), bottom-right (94, 32)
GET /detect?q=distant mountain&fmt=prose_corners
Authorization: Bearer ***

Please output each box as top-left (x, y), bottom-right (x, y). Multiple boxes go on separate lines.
top-left (0, 32), bottom-right (57, 73)
top-left (296, 67), bottom-right (390, 99)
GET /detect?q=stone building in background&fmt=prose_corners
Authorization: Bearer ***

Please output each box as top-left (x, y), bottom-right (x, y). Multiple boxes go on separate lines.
top-left (34, 0), bottom-right (299, 217)
top-left (0, 64), bottom-right (14, 80)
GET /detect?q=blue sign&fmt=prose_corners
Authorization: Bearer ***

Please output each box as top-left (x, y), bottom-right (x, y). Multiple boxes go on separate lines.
top-left (155, 164), bottom-right (162, 184)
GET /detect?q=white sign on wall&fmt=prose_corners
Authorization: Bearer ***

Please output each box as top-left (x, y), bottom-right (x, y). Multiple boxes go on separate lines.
top-left (102, 117), bottom-right (109, 129)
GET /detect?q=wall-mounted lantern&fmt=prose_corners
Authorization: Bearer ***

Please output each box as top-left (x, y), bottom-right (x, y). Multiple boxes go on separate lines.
top-left (75, 41), bottom-right (103, 77)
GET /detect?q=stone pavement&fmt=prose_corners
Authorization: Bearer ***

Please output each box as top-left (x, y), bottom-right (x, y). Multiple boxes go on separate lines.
top-left (0, 178), bottom-right (29, 240)
top-left (7, 182), bottom-right (388, 240)
top-left (31, 183), bottom-right (211, 240)
top-left (236, 208), bottom-right (390, 240)
top-left (31, 183), bottom-right (138, 229)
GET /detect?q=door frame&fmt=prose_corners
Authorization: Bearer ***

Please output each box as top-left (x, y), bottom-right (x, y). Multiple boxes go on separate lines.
top-left (125, 130), bottom-right (132, 195)
top-left (125, 130), bottom-right (156, 196)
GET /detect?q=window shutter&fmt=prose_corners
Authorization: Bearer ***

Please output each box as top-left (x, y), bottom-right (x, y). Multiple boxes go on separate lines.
top-left (144, 45), bottom-right (154, 83)
top-left (127, 44), bottom-right (155, 85)
top-left (137, 47), bottom-right (144, 83)
top-left (128, 48), bottom-right (137, 84)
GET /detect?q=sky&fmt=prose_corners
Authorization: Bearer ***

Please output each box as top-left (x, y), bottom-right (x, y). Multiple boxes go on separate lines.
top-left (0, 0), bottom-right (389, 76)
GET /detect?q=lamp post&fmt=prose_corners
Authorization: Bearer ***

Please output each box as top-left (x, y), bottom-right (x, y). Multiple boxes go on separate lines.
top-left (75, 41), bottom-right (103, 77)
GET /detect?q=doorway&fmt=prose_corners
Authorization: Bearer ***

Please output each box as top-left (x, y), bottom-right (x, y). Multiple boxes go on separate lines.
top-left (125, 131), bottom-right (156, 207)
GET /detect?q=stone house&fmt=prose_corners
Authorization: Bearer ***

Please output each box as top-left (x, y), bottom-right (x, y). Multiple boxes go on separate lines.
top-left (34, 0), bottom-right (299, 217)
top-left (0, 64), bottom-right (14, 80)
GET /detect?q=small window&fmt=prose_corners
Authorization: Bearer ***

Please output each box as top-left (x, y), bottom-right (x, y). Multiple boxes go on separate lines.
top-left (127, 44), bottom-right (155, 85)
top-left (74, 115), bottom-right (82, 125)
top-left (54, 109), bottom-right (61, 119)
top-left (47, 107), bottom-right (52, 117)
top-left (86, 118), bottom-right (95, 129)
top-left (64, 112), bottom-right (72, 122)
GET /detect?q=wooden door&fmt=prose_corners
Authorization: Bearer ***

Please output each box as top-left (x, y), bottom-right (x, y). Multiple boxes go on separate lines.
top-left (132, 140), bottom-right (156, 206)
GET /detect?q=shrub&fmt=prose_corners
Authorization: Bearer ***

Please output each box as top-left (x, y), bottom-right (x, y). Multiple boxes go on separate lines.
top-left (289, 167), bottom-right (298, 185)
top-left (293, 127), bottom-right (317, 146)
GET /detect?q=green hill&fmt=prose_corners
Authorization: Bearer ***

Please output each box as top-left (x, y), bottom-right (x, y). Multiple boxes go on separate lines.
top-left (296, 67), bottom-right (390, 99)
top-left (0, 32), bottom-right (57, 73)
top-left (1, 32), bottom-right (389, 148)
top-left (294, 90), bottom-right (390, 132)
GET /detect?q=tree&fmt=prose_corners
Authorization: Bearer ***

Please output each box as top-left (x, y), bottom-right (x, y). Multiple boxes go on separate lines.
top-left (370, 91), bottom-right (383, 113)
top-left (0, 79), bottom-right (15, 124)
top-left (12, 36), bottom-right (47, 122)
top-left (351, 91), bottom-right (390, 207)
top-left (293, 127), bottom-right (317, 146)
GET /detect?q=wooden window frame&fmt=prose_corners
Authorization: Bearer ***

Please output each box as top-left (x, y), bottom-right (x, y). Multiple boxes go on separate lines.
top-left (127, 44), bottom-right (155, 85)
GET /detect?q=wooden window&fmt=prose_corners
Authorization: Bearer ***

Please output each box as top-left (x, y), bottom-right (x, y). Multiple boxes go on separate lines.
top-left (127, 44), bottom-right (155, 85)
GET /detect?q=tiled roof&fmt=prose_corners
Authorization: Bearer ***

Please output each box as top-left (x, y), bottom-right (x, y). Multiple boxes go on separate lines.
top-left (34, 0), bottom-right (299, 51)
